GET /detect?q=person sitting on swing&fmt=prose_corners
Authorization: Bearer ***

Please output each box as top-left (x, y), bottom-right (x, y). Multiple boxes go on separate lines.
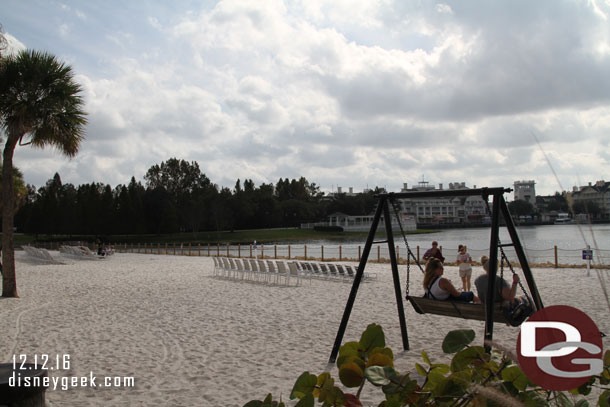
top-left (475, 256), bottom-right (532, 325)
top-left (475, 255), bottom-right (518, 304)
top-left (423, 258), bottom-right (480, 302)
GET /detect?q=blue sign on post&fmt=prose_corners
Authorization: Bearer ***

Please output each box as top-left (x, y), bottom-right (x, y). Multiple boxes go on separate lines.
top-left (582, 249), bottom-right (593, 260)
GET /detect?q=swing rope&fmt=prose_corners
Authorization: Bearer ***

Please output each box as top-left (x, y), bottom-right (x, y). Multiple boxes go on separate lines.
top-left (389, 197), bottom-right (424, 297)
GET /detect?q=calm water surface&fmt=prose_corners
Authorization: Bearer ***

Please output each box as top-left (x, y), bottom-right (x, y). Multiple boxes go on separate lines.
top-left (268, 224), bottom-right (610, 264)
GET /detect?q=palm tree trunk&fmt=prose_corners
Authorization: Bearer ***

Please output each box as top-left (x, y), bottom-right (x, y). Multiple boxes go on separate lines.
top-left (2, 134), bottom-right (19, 297)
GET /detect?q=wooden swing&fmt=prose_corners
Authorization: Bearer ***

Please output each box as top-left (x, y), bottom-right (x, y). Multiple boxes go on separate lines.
top-left (400, 196), bottom-right (534, 325)
top-left (328, 187), bottom-right (545, 363)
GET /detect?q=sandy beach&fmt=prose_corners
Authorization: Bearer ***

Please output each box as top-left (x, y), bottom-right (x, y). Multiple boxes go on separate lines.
top-left (1, 252), bottom-right (609, 406)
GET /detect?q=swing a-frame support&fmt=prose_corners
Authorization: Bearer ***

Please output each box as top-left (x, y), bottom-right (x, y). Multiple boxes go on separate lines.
top-left (328, 187), bottom-right (544, 363)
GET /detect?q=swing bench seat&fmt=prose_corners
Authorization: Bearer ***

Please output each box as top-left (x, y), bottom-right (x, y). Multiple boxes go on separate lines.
top-left (407, 296), bottom-right (509, 324)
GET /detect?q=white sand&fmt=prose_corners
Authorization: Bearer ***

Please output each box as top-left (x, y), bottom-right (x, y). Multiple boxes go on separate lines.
top-left (1, 252), bottom-right (609, 406)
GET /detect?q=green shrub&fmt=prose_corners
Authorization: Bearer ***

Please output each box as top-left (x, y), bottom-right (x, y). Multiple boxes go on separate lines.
top-left (244, 324), bottom-right (610, 407)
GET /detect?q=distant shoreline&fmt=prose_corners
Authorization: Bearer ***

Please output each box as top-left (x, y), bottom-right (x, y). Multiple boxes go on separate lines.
top-left (14, 219), bottom-right (610, 246)
top-left (12, 228), bottom-right (440, 246)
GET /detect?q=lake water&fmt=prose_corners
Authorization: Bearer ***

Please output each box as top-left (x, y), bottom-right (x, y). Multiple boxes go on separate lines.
top-left (121, 224), bottom-right (610, 265)
top-left (256, 224), bottom-right (610, 265)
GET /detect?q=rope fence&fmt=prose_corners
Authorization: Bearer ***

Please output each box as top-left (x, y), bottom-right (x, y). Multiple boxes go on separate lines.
top-left (27, 241), bottom-right (610, 269)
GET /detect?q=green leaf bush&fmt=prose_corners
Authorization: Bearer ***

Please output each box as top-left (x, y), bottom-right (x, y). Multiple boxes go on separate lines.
top-left (244, 323), bottom-right (610, 406)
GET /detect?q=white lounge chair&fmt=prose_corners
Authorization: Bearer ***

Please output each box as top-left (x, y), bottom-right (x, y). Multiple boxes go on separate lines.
top-left (257, 260), bottom-right (269, 284)
top-left (275, 261), bottom-right (289, 285)
top-left (287, 262), bottom-right (301, 286)
top-left (266, 260), bottom-right (278, 284)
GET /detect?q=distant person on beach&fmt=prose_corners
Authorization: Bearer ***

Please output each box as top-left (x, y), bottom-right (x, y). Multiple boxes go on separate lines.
top-left (97, 243), bottom-right (106, 256)
top-left (422, 241), bottom-right (445, 263)
top-left (475, 255), bottom-right (519, 304)
top-left (456, 245), bottom-right (473, 292)
top-left (423, 258), bottom-right (479, 303)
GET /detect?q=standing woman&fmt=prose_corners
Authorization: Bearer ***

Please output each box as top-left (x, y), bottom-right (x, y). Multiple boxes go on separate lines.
top-left (456, 245), bottom-right (473, 292)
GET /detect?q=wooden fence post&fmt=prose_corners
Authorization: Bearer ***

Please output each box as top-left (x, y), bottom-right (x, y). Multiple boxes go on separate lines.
top-left (238, 244), bottom-right (241, 258)
top-left (321, 245), bottom-right (324, 261)
top-left (417, 246), bottom-right (420, 262)
top-left (554, 245), bottom-right (558, 268)
top-left (216, 243), bottom-right (220, 256)
top-left (198, 243), bottom-right (201, 256)
top-left (288, 245), bottom-right (291, 259)
top-left (226, 243), bottom-right (230, 257)
top-left (339, 245), bottom-right (342, 261)
top-left (274, 245), bottom-right (277, 259)
top-left (358, 246), bottom-right (361, 261)
top-left (377, 245), bottom-right (380, 262)
top-left (304, 245), bottom-right (307, 260)
top-left (261, 245), bottom-right (264, 259)
top-left (396, 246), bottom-right (399, 263)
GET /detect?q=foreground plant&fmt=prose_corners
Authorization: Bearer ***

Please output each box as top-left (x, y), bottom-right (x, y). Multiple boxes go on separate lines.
top-left (244, 324), bottom-right (610, 407)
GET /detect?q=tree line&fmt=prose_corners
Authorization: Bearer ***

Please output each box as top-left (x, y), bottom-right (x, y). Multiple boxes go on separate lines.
top-left (15, 158), bottom-right (379, 236)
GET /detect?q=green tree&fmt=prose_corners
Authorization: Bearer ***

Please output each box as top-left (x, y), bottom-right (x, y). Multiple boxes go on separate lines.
top-left (573, 200), bottom-right (602, 217)
top-left (0, 50), bottom-right (86, 297)
top-left (144, 158), bottom-right (213, 232)
top-left (546, 192), bottom-right (569, 212)
top-left (507, 199), bottom-right (534, 217)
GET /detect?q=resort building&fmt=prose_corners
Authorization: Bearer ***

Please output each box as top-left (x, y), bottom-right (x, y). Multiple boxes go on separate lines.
top-left (570, 180), bottom-right (610, 219)
top-left (307, 180), bottom-right (491, 230)
top-left (513, 180), bottom-right (536, 206)
top-left (397, 181), bottom-right (489, 225)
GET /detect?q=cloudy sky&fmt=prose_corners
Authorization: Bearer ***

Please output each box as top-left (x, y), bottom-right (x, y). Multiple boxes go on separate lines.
top-left (3, 0), bottom-right (610, 196)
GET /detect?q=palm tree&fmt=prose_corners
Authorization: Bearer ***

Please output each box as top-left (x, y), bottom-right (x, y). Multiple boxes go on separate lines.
top-left (0, 50), bottom-right (87, 297)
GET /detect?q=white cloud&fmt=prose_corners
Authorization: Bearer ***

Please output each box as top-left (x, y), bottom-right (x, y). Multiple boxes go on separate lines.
top-left (435, 4), bottom-right (453, 14)
top-left (4, 0), bottom-right (610, 195)
top-left (3, 33), bottom-right (26, 55)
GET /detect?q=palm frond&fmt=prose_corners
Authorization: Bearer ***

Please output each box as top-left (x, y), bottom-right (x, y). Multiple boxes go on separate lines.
top-left (0, 49), bottom-right (87, 157)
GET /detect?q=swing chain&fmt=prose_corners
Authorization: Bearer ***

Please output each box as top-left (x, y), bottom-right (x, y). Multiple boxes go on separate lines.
top-left (483, 197), bottom-right (531, 301)
top-left (389, 196), bottom-right (424, 297)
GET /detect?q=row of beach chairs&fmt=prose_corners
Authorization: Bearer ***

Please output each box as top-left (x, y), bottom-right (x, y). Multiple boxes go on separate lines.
top-left (59, 245), bottom-right (113, 259)
top-left (294, 261), bottom-right (376, 281)
top-left (213, 257), bottom-right (302, 286)
top-left (212, 257), bottom-right (376, 285)
top-left (22, 246), bottom-right (63, 264)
